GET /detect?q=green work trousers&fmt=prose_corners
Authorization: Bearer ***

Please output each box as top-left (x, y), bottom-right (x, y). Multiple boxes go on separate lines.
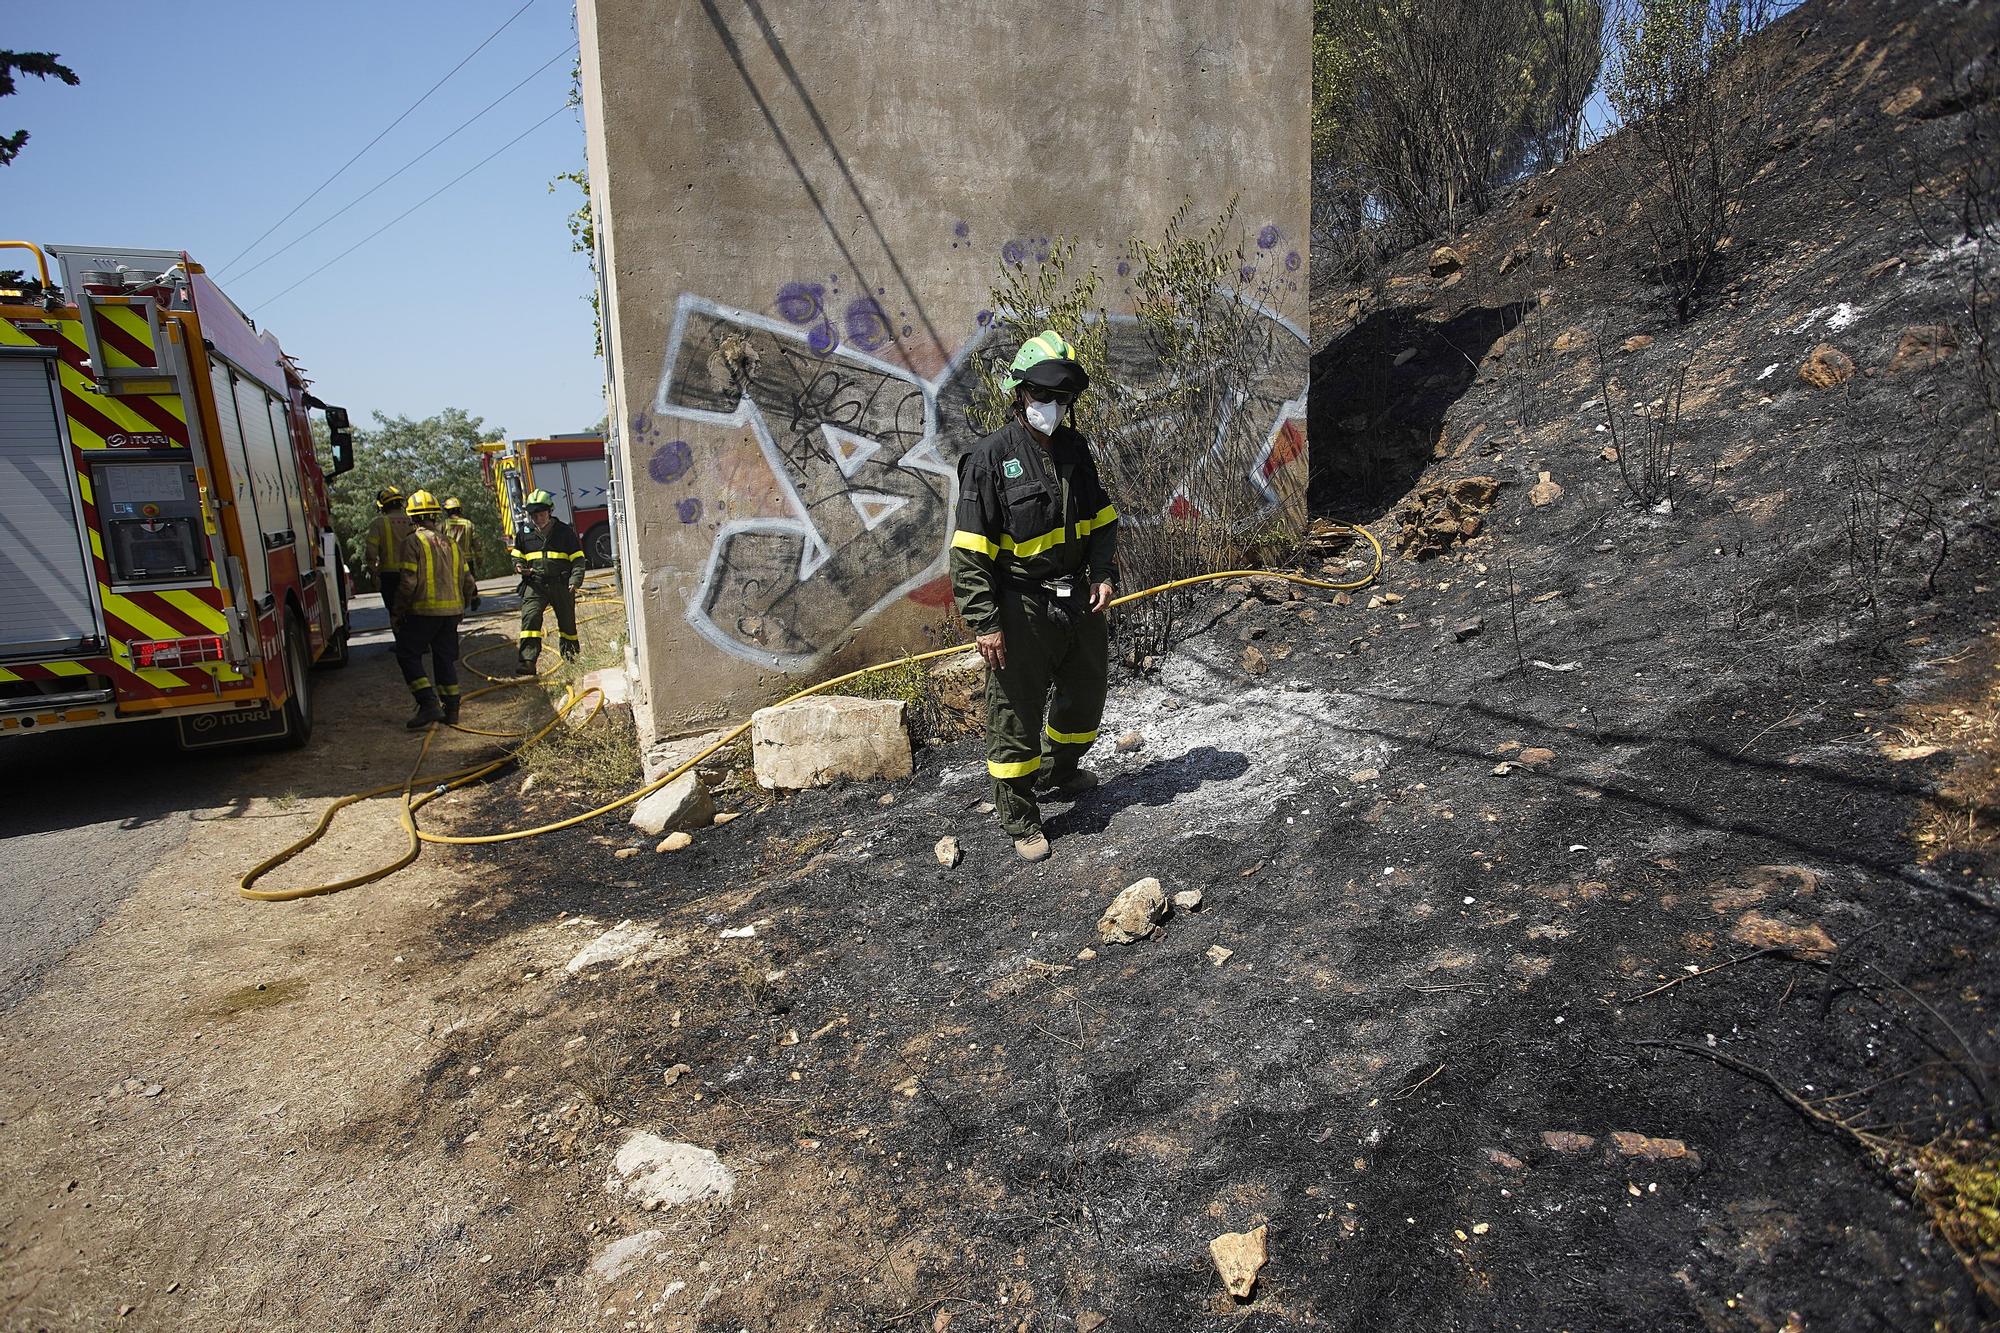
top-left (519, 583), bottom-right (579, 669)
top-left (986, 587), bottom-right (1110, 838)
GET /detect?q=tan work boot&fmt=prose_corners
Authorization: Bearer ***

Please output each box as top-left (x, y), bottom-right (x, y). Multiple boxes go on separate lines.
top-left (1013, 832), bottom-right (1051, 862)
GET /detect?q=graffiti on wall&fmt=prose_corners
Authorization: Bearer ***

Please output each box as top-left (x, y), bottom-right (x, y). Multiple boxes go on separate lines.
top-left (649, 291), bottom-right (1310, 668)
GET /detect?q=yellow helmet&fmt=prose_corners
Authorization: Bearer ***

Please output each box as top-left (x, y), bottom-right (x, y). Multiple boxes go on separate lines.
top-left (405, 489), bottom-right (442, 518)
top-left (442, 497), bottom-right (463, 512)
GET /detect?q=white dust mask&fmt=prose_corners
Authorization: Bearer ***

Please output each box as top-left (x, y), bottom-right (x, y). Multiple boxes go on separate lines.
top-left (1024, 397), bottom-right (1065, 434)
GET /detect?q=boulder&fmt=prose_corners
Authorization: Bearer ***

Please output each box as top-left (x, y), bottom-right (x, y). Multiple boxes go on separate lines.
top-left (1098, 877), bottom-right (1168, 945)
top-left (1798, 344), bottom-right (1856, 389)
top-left (750, 696), bottom-right (912, 790)
top-left (1730, 911), bottom-right (1836, 961)
top-left (1428, 245), bottom-right (1465, 277)
top-left (629, 771), bottom-right (714, 836)
top-left (1528, 472), bottom-right (1565, 507)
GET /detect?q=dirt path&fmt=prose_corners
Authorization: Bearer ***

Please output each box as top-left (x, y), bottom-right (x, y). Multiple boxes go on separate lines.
top-left (0, 590), bottom-right (577, 1331)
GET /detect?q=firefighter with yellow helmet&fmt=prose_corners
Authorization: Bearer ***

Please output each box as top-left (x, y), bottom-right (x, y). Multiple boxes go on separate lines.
top-left (363, 485), bottom-right (413, 613)
top-left (440, 497), bottom-right (475, 566)
top-left (511, 488), bottom-right (585, 673)
top-left (393, 490), bottom-right (478, 728)
top-left (948, 331), bottom-right (1118, 863)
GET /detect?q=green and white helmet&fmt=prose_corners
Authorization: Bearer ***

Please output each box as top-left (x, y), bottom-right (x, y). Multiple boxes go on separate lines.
top-left (1006, 329), bottom-right (1090, 396)
top-left (525, 489), bottom-right (555, 511)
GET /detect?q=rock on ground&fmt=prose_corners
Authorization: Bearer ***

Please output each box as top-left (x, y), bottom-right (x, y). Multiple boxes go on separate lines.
top-left (641, 727), bottom-right (736, 788)
top-left (750, 696), bottom-right (913, 790)
top-left (567, 920), bottom-right (659, 974)
top-left (1210, 1224), bottom-right (1268, 1298)
top-left (1098, 878), bottom-right (1167, 945)
top-left (1799, 343), bottom-right (1856, 389)
top-left (935, 836), bottom-right (962, 868)
top-left (629, 772), bottom-right (715, 837)
top-left (590, 1229), bottom-right (666, 1281)
top-left (608, 1133), bottom-right (735, 1209)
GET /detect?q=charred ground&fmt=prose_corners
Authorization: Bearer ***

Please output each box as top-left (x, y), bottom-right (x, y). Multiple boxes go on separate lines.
top-left (369, 2), bottom-right (2000, 1329)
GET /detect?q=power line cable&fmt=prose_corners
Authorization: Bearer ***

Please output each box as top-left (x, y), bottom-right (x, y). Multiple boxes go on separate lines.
top-left (216, 0), bottom-right (539, 276)
top-left (226, 44), bottom-right (575, 287)
top-left (250, 103), bottom-right (571, 313)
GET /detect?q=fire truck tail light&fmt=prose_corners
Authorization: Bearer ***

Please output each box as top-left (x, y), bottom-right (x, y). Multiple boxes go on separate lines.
top-left (134, 636), bottom-right (225, 668)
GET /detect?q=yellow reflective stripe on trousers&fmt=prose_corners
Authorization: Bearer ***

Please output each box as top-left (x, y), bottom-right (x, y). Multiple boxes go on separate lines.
top-left (1045, 723), bottom-right (1097, 745)
top-left (988, 755), bottom-right (1042, 779)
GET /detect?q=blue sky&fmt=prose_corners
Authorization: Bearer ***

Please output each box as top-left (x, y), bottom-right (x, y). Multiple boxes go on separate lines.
top-left (5, 0), bottom-right (599, 440)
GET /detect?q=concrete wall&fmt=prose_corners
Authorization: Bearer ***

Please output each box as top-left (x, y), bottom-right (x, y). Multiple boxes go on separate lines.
top-left (578, 0), bottom-right (1310, 739)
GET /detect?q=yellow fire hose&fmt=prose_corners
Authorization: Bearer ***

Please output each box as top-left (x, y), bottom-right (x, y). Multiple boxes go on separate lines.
top-left (239, 523), bottom-right (1383, 902)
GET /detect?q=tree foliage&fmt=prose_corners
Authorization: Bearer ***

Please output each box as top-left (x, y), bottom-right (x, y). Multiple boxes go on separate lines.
top-left (1602, 0), bottom-right (1765, 318)
top-left (0, 51), bottom-right (80, 168)
top-left (1312, 1), bottom-right (1604, 277)
top-left (322, 408), bottom-right (509, 588)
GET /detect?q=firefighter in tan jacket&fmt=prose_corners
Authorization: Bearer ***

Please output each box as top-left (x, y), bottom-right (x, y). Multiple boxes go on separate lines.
top-left (363, 486), bottom-right (414, 613)
top-left (393, 490), bottom-right (478, 729)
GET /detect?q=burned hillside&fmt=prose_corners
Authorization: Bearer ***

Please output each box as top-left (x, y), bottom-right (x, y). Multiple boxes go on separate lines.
top-left (330, 2), bottom-right (2000, 1329)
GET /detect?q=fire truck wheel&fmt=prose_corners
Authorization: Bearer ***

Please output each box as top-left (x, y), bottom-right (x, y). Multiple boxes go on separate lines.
top-left (585, 524), bottom-right (614, 570)
top-left (278, 612), bottom-right (315, 749)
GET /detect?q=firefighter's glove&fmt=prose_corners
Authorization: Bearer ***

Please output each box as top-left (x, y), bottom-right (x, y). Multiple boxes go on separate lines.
top-left (468, 594), bottom-right (482, 613)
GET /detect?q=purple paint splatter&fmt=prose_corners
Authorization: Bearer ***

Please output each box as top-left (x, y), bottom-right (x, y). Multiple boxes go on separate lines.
top-left (1000, 240), bottom-right (1026, 267)
top-left (775, 282), bottom-right (825, 325)
top-left (975, 309), bottom-right (993, 327)
top-left (1239, 264), bottom-right (1257, 283)
top-left (1257, 224), bottom-right (1282, 250)
top-left (1116, 260), bottom-right (1131, 278)
top-left (1286, 251), bottom-right (1301, 272)
top-left (844, 297), bottom-right (894, 353)
top-left (648, 439), bottom-right (693, 484)
top-left (675, 497), bottom-right (703, 524)
top-left (953, 220), bottom-right (970, 238)
top-left (807, 322), bottom-right (838, 355)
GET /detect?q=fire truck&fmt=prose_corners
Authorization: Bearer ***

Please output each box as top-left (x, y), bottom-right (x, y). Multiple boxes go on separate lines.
top-left (0, 241), bottom-right (355, 749)
top-left (479, 432), bottom-right (614, 567)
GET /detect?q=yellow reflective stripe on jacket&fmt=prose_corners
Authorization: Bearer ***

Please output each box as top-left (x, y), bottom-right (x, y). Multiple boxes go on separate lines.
top-left (988, 755), bottom-right (1042, 779)
top-left (951, 529), bottom-right (1002, 558)
top-left (405, 530), bottom-right (466, 615)
top-left (512, 549), bottom-right (584, 561)
top-left (955, 501), bottom-right (1120, 564)
top-left (1045, 723), bottom-right (1098, 745)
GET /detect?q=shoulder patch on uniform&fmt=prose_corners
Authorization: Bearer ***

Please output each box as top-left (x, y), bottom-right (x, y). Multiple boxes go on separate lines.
top-left (1002, 458), bottom-right (1024, 480)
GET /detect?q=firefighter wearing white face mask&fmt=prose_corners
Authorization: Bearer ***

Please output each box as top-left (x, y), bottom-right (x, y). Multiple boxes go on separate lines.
top-left (948, 331), bottom-right (1119, 864)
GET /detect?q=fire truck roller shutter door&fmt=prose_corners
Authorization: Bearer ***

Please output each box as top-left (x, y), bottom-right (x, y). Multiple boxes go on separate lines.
top-left (0, 353), bottom-right (100, 659)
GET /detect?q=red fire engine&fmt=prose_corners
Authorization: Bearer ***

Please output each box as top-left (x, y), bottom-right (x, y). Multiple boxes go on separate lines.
top-left (0, 241), bottom-right (354, 749)
top-left (479, 433), bottom-right (614, 568)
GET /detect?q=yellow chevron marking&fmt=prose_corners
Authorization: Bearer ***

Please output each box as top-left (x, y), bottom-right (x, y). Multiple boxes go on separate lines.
top-left (102, 594), bottom-right (179, 641)
top-left (0, 668), bottom-right (18, 682)
top-left (0, 319), bottom-right (37, 346)
top-left (149, 393), bottom-right (186, 423)
top-left (87, 527), bottom-right (103, 561)
top-left (43, 660), bottom-right (89, 677)
top-left (161, 590), bottom-right (227, 634)
top-left (100, 302), bottom-right (154, 347)
top-left (76, 471), bottom-right (93, 503)
top-left (136, 667), bottom-right (187, 690)
top-left (58, 363), bottom-right (159, 434)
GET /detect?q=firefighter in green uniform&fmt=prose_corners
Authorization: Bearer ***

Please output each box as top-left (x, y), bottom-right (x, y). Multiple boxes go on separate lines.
top-left (949, 331), bottom-right (1118, 863)
top-left (363, 486), bottom-right (413, 615)
top-left (440, 497), bottom-right (476, 568)
top-left (512, 489), bottom-right (585, 673)
top-left (393, 490), bottom-right (478, 728)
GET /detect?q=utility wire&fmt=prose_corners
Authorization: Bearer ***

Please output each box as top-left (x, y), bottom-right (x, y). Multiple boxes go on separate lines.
top-left (227, 44), bottom-right (575, 287)
top-left (250, 103), bottom-right (570, 313)
top-left (216, 0), bottom-right (539, 276)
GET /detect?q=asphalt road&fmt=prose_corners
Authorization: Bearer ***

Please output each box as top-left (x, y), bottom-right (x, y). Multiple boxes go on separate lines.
top-left (0, 577), bottom-right (527, 1011)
